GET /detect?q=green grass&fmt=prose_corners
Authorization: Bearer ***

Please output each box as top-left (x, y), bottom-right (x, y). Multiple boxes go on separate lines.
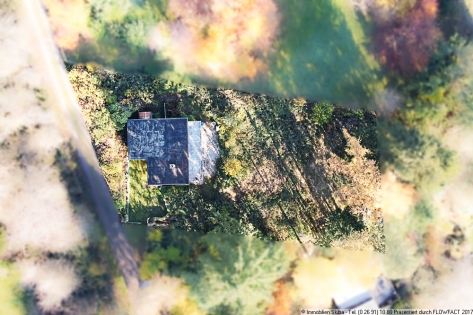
top-left (128, 160), bottom-right (167, 223)
top-left (235, 0), bottom-right (385, 106)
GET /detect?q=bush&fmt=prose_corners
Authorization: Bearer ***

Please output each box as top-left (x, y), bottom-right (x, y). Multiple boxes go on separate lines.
top-left (312, 102), bottom-right (334, 125)
top-left (107, 102), bottom-right (133, 131)
top-left (222, 158), bottom-right (243, 177)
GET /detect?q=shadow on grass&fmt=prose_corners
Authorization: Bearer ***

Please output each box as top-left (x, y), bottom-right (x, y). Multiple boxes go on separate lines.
top-left (53, 141), bottom-right (141, 303)
top-left (237, 95), bottom-right (376, 246)
top-left (238, 0), bottom-right (383, 107)
top-left (65, 36), bottom-right (172, 77)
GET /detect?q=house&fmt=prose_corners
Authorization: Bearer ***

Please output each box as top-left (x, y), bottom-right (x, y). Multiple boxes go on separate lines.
top-left (127, 112), bottom-right (203, 186)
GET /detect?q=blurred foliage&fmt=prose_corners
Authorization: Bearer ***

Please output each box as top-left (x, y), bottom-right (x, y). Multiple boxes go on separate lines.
top-left (378, 119), bottom-right (457, 193)
top-left (140, 230), bottom-right (291, 315)
top-left (45, 0), bottom-right (386, 106)
top-left (0, 231), bottom-right (26, 315)
top-left (171, 297), bottom-right (206, 315)
top-left (383, 198), bottom-right (438, 278)
top-left (185, 234), bottom-right (289, 315)
top-left (264, 280), bottom-right (295, 315)
top-left (371, 0), bottom-right (441, 76)
top-left (378, 35), bottom-right (473, 194)
top-left (394, 35), bottom-right (468, 131)
top-left (372, 31), bottom-right (473, 279)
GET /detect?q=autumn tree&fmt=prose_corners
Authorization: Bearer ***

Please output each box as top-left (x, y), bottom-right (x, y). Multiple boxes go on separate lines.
top-left (372, 0), bottom-right (442, 76)
top-left (265, 280), bottom-right (294, 315)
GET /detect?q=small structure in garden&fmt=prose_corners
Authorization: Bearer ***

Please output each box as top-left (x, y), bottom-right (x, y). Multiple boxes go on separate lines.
top-left (332, 277), bottom-right (398, 309)
top-left (127, 113), bottom-right (219, 186)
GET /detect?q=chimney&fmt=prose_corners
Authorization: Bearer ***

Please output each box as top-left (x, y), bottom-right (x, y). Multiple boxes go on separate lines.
top-left (139, 111), bottom-right (152, 119)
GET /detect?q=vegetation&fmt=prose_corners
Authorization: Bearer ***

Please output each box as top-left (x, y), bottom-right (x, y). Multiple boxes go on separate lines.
top-left (311, 101), bottom-right (334, 126)
top-left (0, 232), bottom-right (26, 315)
top-left (222, 158), bottom-right (244, 178)
top-left (67, 64), bottom-right (383, 251)
top-left (4, 0), bottom-right (473, 312)
top-left (371, 0), bottom-right (441, 75)
top-left (139, 229), bottom-right (291, 315)
top-left (377, 34), bottom-right (470, 196)
top-left (44, 0), bottom-right (386, 106)
top-left (365, 0), bottom-right (473, 289)
top-left (68, 66), bottom-right (128, 215)
top-left (128, 160), bottom-right (166, 222)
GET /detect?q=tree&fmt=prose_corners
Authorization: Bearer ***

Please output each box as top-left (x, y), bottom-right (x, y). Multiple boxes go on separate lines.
top-left (185, 234), bottom-right (290, 315)
top-left (107, 102), bottom-right (133, 131)
top-left (372, 0), bottom-right (441, 76)
top-left (378, 118), bottom-right (457, 193)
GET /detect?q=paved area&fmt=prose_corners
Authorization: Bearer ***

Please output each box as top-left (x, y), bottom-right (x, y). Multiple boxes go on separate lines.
top-left (201, 122), bottom-right (220, 180)
top-left (188, 121), bottom-right (203, 185)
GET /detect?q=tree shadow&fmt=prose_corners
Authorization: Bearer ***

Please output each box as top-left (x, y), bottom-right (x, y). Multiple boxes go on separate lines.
top-left (321, 105), bottom-right (380, 162)
top-left (237, 94), bottom-right (381, 246)
top-left (239, 99), bottom-right (339, 238)
top-left (61, 0), bottom-right (384, 107)
top-left (238, 0), bottom-right (384, 107)
top-left (322, 206), bottom-right (366, 237)
top-left (54, 141), bottom-right (142, 292)
top-left (65, 36), bottom-right (172, 77)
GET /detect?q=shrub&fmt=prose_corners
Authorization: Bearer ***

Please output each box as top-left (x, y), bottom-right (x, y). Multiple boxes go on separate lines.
top-left (312, 102), bottom-right (334, 125)
top-left (107, 102), bottom-right (133, 131)
top-left (222, 158), bottom-right (243, 177)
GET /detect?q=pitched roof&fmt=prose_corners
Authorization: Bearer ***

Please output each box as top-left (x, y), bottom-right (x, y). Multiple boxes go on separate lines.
top-left (127, 118), bottom-right (189, 185)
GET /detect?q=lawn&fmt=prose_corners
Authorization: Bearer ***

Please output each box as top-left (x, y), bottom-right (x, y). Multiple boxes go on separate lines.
top-left (128, 160), bottom-right (167, 223)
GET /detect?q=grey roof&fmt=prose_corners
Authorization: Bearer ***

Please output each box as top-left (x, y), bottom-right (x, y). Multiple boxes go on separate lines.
top-left (188, 121), bottom-right (203, 185)
top-left (127, 118), bottom-right (189, 185)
